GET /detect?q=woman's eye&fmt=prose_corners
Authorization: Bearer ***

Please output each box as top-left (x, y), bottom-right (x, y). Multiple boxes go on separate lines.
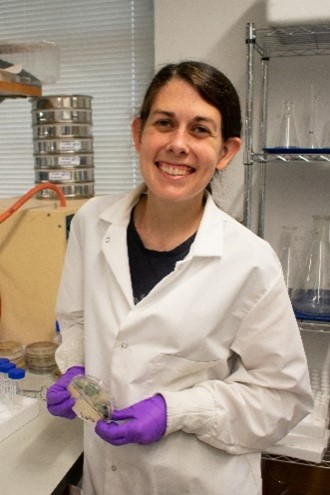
top-left (154, 119), bottom-right (173, 130)
top-left (191, 125), bottom-right (212, 137)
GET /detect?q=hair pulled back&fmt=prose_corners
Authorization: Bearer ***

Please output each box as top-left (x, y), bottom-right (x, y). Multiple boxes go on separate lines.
top-left (139, 61), bottom-right (242, 141)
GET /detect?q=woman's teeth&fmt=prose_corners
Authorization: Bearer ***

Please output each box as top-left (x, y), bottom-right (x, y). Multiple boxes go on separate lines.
top-left (158, 162), bottom-right (193, 176)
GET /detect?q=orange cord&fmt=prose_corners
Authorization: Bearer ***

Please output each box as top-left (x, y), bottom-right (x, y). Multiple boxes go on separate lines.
top-left (0, 183), bottom-right (66, 318)
top-left (0, 183), bottom-right (67, 224)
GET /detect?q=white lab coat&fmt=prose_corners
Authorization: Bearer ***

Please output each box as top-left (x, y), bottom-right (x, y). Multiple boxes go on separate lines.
top-left (55, 183), bottom-right (313, 495)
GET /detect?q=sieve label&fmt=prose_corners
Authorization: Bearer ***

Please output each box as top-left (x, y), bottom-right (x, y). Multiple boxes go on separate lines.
top-left (58, 156), bottom-right (81, 165)
top-left (60, 140), bottom-right (82, 151)
top-left (49, 171), bottom-right (71, 181)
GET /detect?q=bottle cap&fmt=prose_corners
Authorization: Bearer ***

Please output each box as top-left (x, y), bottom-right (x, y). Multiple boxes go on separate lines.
top-left (8, 367), bottom-right (25, 379)
top-left (0, 357), bottom-right (10, 365)
top-left (0, 361), bottom-right (16, 373)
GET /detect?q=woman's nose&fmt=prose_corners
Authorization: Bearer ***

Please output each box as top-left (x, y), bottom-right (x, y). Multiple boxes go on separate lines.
top-left (166, 129), bottom-right (189, 154)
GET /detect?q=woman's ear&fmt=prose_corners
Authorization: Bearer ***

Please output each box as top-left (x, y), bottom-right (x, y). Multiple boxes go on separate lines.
top-left (215, 137), bottom-right (242, 171)
top-left (132, 117), bottom-right (142, 152)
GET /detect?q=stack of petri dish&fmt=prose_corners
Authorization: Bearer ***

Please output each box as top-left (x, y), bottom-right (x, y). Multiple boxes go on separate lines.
top-left (31, 95), bottom-right (94, 199)
top-left (0, 341), bottom-right (25, 368)
top-left (25, 341), bottom-right (58, 373)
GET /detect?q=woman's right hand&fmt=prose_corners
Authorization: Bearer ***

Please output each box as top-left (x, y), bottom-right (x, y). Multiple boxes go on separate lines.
top-left (46, 365), bottom-right (85, 419)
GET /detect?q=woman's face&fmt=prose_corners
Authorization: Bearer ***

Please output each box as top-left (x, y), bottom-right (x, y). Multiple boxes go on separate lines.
top-left (132, 78), bottom-right (241, 206)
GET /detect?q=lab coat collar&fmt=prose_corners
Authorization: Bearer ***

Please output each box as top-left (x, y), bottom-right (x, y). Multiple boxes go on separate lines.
top-left (189, 191), bottom-right (225, 258)
top-left (99, 183), bottom-right (226, 258)
top-left (99, 183), bottom-right (147, 225)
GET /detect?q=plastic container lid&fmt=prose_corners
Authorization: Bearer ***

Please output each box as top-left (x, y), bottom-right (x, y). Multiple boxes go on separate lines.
top-left (25, 341), bottom-right (58, 357)
top-left (68, 374), bottom-right (113, 424)
top-left (0, 361), bottom-right (16, 373)
top-left (25, 341), bottom-right (58, 373)
top-left (8, 367), bottom-right (25, 379)
top-left (0, 340), bottom-right (24, 361)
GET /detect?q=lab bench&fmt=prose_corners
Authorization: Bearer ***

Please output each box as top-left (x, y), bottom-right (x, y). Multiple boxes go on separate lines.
top-left (0, 371), bottom-right (83, 495)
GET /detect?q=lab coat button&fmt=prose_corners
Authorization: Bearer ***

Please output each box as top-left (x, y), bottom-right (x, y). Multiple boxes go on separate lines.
top-left (121, 343), bottom-right (128, 349)
top-left (111, 465), bottom-right (117, 471)
top-left (105, 236), bottom-right (110, 243)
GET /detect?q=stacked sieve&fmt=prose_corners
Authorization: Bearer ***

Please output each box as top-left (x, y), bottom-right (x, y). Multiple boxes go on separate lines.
top-left (31, 95), bottom-right (94, 199)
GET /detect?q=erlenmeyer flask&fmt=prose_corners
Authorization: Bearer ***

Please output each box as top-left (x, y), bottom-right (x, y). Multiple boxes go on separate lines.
top-left (291, 215), bottom-right (330, 321)
top-left (274, 100), bottom-right (300, 149)
top-left (305, 84), bottom-right (320, 149)
top-left (278, 226), bottom-right (299, 296)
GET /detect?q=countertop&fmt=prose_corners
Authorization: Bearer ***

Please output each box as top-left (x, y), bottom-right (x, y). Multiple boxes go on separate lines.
top-left (0, 371), bottom-right (83, 495)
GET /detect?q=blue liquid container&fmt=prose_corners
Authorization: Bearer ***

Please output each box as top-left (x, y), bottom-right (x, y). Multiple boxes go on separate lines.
top-left (293, 289), bottom-right (330, 322)
top-left (291, 216), bottom-right (330, 322)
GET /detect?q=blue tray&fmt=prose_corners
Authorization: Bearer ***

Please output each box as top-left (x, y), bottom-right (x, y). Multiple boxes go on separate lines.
top-left (264, 148), bottom-right (330, 154)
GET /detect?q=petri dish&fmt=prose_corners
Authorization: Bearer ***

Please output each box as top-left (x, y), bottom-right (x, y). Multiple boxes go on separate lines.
top-left (68, 374), bottom-right (113, 424)
top-left (25, 341), bottom-right (58, 373)
top-left (0, 340), bottom-right (25, 367)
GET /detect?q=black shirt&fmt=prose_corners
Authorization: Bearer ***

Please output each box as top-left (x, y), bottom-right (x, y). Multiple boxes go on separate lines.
top-left (127, 209), bottom-right (196, 303)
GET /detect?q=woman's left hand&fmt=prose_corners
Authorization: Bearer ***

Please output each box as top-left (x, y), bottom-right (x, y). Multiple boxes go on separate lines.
top-left (95, 395), bottom-right (167, 445)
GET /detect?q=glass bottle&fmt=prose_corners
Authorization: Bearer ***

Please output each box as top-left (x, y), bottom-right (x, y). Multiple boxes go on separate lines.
top-left (274, 100), bottom-right (300, 149)
top-left (278, 226), bottom-right (299, 296)
top-left (291, 215), bottom-right (330, 321)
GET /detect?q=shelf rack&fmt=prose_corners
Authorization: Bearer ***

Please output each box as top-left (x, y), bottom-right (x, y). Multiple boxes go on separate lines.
top-left (264, 321), bottom-right (330, 468)
top-left (243, 23), bottom-right (330, 236)
top-left (244, 23), bottom-right (330, 472)
top-left (263, 447), bottom-right (330, 469)
top-left (253, 25), bottom-right (330, 58)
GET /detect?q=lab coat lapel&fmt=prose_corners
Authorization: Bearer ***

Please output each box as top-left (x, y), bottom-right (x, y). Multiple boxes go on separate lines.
top-left (101, 222), bottom-right (134, 307)
top-left (99, 184), bottom-right (146, 307)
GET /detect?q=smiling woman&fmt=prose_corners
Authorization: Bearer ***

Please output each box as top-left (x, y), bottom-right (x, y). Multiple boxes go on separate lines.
top-left (47, 61), bottom-right (313, 495)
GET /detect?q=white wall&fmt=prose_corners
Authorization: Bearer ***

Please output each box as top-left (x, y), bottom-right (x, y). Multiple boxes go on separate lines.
top-left (154, 0), bottom-right (267, 222)
top-left (154, 1), bottom-right (330, 259)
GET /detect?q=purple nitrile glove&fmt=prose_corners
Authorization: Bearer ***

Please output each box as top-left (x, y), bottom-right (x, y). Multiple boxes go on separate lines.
top-left (95, 395), bottom-right (167, 446)
top-left (46, 365), bottom-right (85, 419)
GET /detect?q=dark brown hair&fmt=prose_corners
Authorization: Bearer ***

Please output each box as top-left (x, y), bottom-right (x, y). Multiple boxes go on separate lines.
top-left (139, 61), bottom-right (242, 140)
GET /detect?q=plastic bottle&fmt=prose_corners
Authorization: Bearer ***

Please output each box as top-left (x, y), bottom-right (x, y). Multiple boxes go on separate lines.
top-left (54, 320), bottom-right (62, 345)
top-left (8, 367), bottom-right (25, 406)
top-left (0, 361), bottom-right (16, 404)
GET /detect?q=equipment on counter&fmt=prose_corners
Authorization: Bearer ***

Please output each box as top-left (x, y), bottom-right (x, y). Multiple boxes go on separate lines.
top-left (0, 187), bottom-right (87, 345)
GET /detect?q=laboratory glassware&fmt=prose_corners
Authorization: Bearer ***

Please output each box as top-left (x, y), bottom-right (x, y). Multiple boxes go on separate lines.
top-left (323, 121), bottom-right (330, 148)
top-left (305, 84), bottom-right (320, 149)
top-left (274, 100), bottom-right (300, 149)
top-left (291, 215), bottom-right (330, 321)
top-left (68, 374), bottom-right (113, 423)
top-left (278, 226), bottom-right (299, 295)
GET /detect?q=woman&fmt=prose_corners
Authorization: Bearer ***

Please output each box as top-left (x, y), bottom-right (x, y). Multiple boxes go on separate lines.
top-left (47, 61), bottom-right (313, 495)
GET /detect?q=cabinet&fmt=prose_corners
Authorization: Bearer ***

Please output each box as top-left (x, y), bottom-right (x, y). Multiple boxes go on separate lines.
top-left (243, 22), bottom-right (330, 480)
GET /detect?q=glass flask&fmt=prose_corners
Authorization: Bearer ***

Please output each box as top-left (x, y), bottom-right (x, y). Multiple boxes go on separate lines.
top-left (322, 121), bottom-right (330, 148)
top-left (305, 84), bottom-right (320, 149)
top-left (278, 226), bottom-right (299, 296)
top-left (274, 100), bottom-right (300, 149)
top-left (291, 215), bottom-right (330, 321)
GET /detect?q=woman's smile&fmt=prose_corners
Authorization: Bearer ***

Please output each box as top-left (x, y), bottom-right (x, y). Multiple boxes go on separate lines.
top-left (156, 161), bottom-right (195, 177)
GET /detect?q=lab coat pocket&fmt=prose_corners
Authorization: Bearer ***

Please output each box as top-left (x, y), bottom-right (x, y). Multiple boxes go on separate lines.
top-left (147, 353), bottom-right (219, 392)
